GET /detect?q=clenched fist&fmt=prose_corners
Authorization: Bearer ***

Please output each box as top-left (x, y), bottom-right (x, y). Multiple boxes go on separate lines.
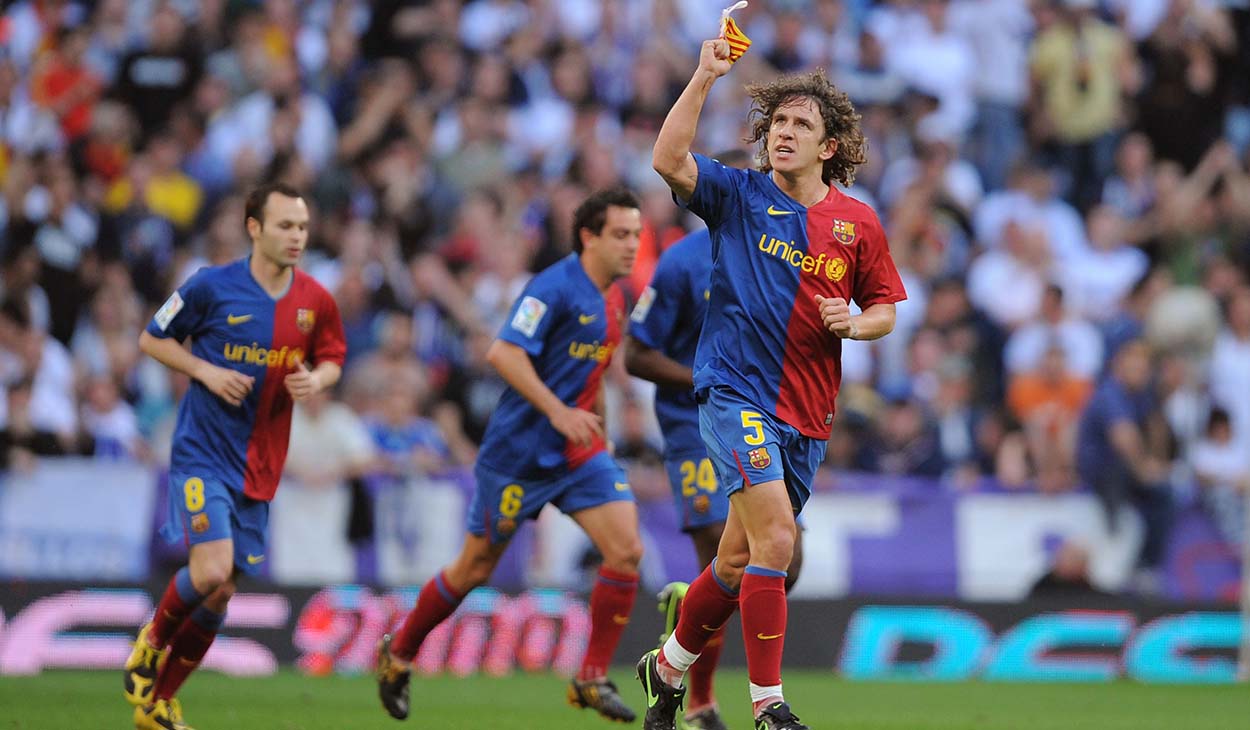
top-left (814, 294), bottom-right (854, 339)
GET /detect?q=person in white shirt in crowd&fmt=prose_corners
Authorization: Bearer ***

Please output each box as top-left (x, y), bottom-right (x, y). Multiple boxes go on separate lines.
top-left (271, 387), bottom-right (377, 585)
top-left (1005, 283), bottom-right (1104, 381)
top-left (967, 220), bottom-right (1051, 329)
top-left (80, 373), bottom-right (143, 460)
top-left (974, 159), bottom-right (1089, 261)
top-left (1064, 205), bottom-right (1149, 322)
top-left (1190, 407), bottom-right (1250, 547)
top-left (949, 0), bottom-right (1034, 191)
top-left (1209, 286), bottom-right (1250, 455)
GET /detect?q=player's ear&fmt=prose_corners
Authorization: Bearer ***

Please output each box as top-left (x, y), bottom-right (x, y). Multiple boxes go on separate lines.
top-left (819, 137), bottom-right (838, 161)
top-left (246, 216), bottom-right (261, 239)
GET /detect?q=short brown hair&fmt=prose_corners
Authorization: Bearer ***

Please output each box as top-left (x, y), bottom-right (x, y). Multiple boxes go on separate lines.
top-left (571, 187), bottom-right (641, 254)
top-left (244, 182), bottom-right (303, 228)
top-left (745, 69), bottom-right (867, 187)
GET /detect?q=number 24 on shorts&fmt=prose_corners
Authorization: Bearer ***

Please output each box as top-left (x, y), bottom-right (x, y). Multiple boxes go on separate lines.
top-left (679, 458), bottom-right (717, 497)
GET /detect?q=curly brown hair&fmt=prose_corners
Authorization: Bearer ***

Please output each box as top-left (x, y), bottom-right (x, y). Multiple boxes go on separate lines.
top-left (745, 69), bottom-right (867, 187)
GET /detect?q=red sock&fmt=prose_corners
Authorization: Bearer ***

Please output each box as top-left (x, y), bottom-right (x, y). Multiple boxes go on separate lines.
top-left (740, 567), bottom-right (786, 694)
top-left (149, 567), bottom-right (203, 648)
top-left (577, 566), bottom-right (638, 681)
top-left (153, 606), bottom-right (223, 701)
top-left (669, 563), bottom-right (738, 660)
top-left (685, 626), bottom-right (725, 711)
top-left (391, 571), bottom-right (465, 662)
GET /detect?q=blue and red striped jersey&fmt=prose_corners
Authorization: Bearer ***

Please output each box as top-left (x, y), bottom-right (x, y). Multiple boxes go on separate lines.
top-left (146, 258), bottom-right (347, 500)
top-left (683, 153), bottom-right (906, 438)
top-left (628, 228), bottom-right (711, 458)
top-left (478, 254), bottom-right (626, 479)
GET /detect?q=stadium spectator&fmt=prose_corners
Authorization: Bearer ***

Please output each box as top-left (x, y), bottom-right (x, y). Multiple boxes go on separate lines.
top-left (1029, 0), bottom-right (1138, 211)
top-left (273, 388), bottom-right (376, 585)
top-left (1190, 408), bottom-right (1250, 547)
top-left (1076, 339), bottom-right (1173, 590)
top-left (1004, 283), bottom-right (1104, 381)
top-left (112, 3), bottom-right (201, 145)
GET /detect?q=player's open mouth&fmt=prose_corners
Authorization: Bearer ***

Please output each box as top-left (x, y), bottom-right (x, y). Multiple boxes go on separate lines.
top-left (774, 145), bottom-right (795, 159)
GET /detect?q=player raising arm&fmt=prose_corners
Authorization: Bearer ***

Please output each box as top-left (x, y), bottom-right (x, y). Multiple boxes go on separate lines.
top-left (638, 33), bottom-right (906, 730)
top-left (626, 148), bottom-right (804, 730)
top-left (375, 188), bottom-right (646, 725)
top-left (123, 183), bottom-right (344, 730)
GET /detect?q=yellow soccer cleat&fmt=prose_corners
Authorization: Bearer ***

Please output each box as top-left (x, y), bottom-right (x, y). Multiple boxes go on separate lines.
top-left (134, 698), bottom-right (194, 730)
top-left (123, 622), bottom-right (167, 706)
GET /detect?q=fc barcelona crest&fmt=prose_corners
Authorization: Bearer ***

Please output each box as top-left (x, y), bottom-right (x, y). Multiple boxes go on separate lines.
top-left (296, 308), bottom-right (315, 334)
top-left (748, 447), bottom-right (771, 469)
top-left (831, 219), bottom-right (857, 245)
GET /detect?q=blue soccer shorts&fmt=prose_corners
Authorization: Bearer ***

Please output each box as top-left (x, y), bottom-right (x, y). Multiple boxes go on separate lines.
top-left (664, 449), bottom-right (731, 532)
top-left (160, 471), bottom-right (270, 576)
top-left (697, 386), bottom-right (827, 513)
top-left (468, 451), bottom-right (634, 544)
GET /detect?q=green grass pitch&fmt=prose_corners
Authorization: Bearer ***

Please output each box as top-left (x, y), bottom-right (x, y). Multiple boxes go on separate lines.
top-left (3, 669), bottom-right (1249, 730)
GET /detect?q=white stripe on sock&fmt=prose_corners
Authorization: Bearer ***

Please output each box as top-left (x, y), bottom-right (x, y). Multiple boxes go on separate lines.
top-left (749, 682), bottom-right (784, 704)
top-left (661, 634), bottom-right (700, 673)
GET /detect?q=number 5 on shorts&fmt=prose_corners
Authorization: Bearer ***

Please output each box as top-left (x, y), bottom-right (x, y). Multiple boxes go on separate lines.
top-left (741, 411), bottom-right (765, 446)
top-left (184, 477), bottom-right (205, 512)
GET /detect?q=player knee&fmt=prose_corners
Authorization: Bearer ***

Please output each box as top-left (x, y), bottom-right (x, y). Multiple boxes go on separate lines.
top-left (203, 580), bottom-right (236, 611)
top-left (450, 548), bottom-right (499, 590)
top-left (713, 551), bottom-right (747, 589)
top-left (190, 563), bottom-right (233, 594)
top-left (752, 528), bottom-right (795, 572)
top-left (601, 537), bottom-right (644, 573)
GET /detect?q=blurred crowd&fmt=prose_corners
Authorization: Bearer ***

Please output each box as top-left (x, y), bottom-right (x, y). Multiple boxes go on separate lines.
top-left (2, 0), bottom-right (1250, 575)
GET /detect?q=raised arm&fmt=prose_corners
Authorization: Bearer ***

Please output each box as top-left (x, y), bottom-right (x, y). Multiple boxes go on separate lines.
top-left (652, 39), bottom-right (734, 201)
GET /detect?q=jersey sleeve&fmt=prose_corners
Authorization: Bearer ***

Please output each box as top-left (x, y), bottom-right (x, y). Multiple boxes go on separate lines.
top-left (146, 268), bottom-right (210, 341)
top-left (629, 247), bottom-right (684, 351)
top-left (679, 153), bottom-right (747, 229)
top-left (497, 272), bottom-right (562, 357)
top-left (313, 288), bottom-right (348, 367)
top-left (851, 214), bottom-right (907, 309)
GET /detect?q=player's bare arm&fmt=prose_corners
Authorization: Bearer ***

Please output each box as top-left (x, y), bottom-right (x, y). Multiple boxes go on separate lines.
top-left (652, 39), bottom-right (733, 201)
top-left (623, 336), bottom-right (694, 390)
top-left (813, 296), bottom-right (896, 341)
top-left (486, 339), bottom-right (603, 448)
top-left (283, 359), bottom-right (342, 401)
top-left (139, 330), bottom-right (254, 407)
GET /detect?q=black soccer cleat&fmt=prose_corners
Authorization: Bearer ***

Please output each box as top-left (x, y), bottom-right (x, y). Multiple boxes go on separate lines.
top-left (637, 649), bottom-right (686, 730)
top-left (684, 705), bottom-right (730, 730)
top-left (754, 702), bottom-right (808, 730)
top-left (568, 677), bottom-right (637, 723)
top-left (375, 634), bottom-right (411, 720)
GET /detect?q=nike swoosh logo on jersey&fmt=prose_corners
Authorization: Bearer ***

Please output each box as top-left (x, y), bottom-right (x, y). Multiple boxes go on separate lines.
top-left (766, 205), bottom-right (795, 216)
top-left (612, 614), bottom-right (630, 625)
top-left (756, 632), bottom-right (783, 640)
top-left (227, 314), bottom-right (253, 325)
top-left (578, 313), bottom-right (598, 325)
top-left (246, 554), bottom-right (266, 564)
